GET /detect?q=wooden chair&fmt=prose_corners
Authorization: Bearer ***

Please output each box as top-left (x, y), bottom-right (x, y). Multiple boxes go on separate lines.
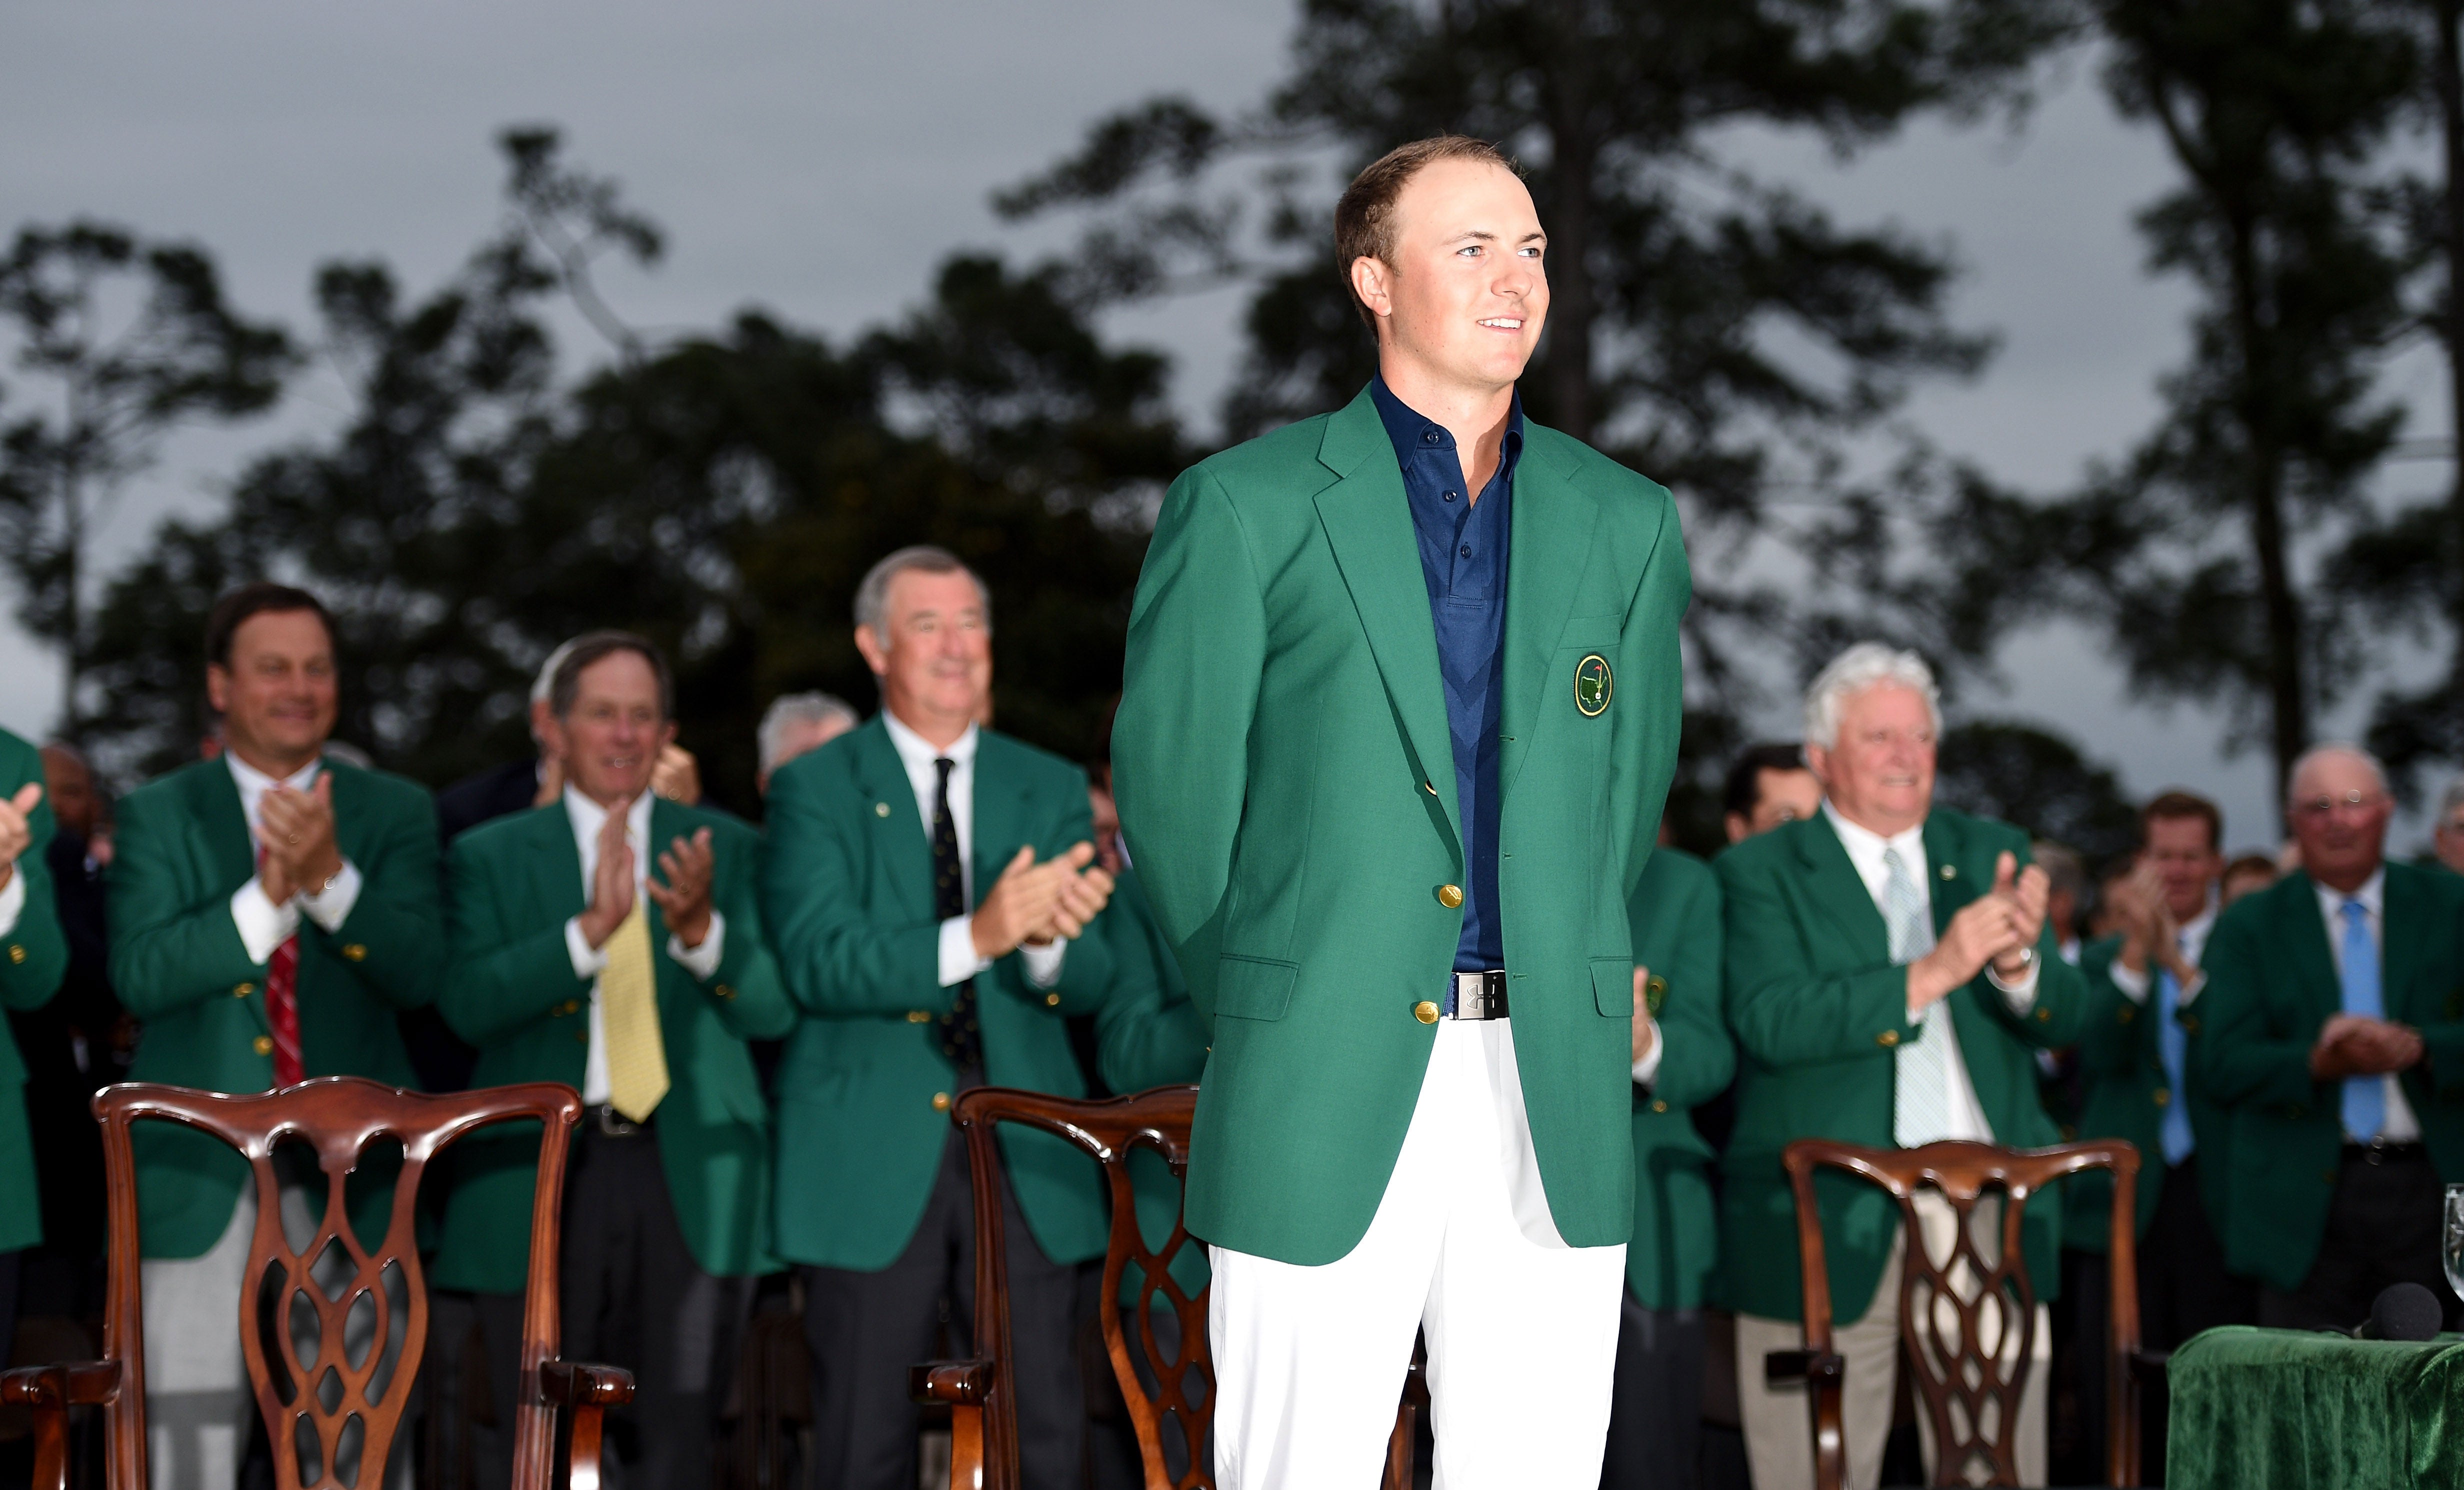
top-left (0, 1076), bottom-right (634, 1490)
top-left (908, 1084), bottom-right (1426, 1490)
top-left (1767, 1138), bottom-right (2146, 1490)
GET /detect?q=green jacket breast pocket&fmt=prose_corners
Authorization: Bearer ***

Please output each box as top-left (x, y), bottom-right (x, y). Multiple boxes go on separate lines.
top-left (1217, 956), bottom-right (1299, 1021)
top-left (1593, 958), bottom-right (1634, 1017)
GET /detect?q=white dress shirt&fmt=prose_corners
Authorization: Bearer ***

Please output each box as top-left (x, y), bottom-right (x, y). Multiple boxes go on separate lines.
top-left (0, 836), bottom-right (24, 936)
top-left (880, 712), bottom-right (1066, 990)
top-left (1824, 802), bottom-right (2038, 1144)
top-left (2106, 901), bottom-right (2216, 1007)
top-left (559, 786), bottom-right (726, 1106)
top-left (2313, 869), bottom-right (2420, 1143)
top-left (226, 754), bottom-right (364, 964)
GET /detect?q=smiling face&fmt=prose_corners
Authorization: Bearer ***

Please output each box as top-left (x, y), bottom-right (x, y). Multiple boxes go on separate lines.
top-left (1351, 158), bottom-right (1548, 398)
top-left (1806, 683), bottom-right (1936, 838)
top-left (552, 650), bottom-right (675, 808)
top-left (2287, 749), bottom-right (2391, 893)
top-left (856, 566), bottom-right (992, 748)
top-left (206, 608), bottom-right (338, 777)
top-left (2142, 813), bottom-right (2224, 922)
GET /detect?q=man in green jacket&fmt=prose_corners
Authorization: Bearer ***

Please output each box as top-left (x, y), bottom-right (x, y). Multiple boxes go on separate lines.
top-left (1721, 644), bottom-right (2086, 1490)
top-left (762, 546), bottom-right (1116, 1490)
top-left (1602, 844), bottom-right (1732, 1490)
top-left (1114, 136), bottom-right (1688, 1486)
top-left (0, 727), bottom-right (68, 1370)
top-left (108, 582), bottom-right (442, 1488)
top-left (2194, 744), bottom-right (2464, 1329)
top-left (434, 632), bottom-right (792, 1490)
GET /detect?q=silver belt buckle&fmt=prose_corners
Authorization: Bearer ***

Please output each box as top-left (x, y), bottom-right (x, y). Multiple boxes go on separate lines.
top-left (1452, 970), bottom-right (1508, 1020)
top-left (595, 1105), bottom-right (640, 1137)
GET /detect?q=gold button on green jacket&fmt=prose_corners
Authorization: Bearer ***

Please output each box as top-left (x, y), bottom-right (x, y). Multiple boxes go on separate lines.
top-left (0, 728), bottom-right (68, 1254)
top-left (1112, 386), bottom-right (1692, 1266)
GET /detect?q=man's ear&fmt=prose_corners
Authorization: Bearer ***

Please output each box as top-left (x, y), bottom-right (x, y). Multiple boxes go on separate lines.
top-left (854, 623), bottom-right (890, 676)
top-left (206, 664), bottom-right (231, 715)
top-left (1350, 256), bottom-right (1394, 322)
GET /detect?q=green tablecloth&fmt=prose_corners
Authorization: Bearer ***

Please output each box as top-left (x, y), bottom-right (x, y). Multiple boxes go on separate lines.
top-left (2168, 1326), bottom-right (2464, 1490)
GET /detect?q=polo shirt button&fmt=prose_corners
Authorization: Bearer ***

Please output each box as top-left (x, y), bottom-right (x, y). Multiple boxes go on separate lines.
top-left (1436, 884), bottom-right (1464, 909)
top-left (1414, 1001), bottom-right (1440, 1025)
top-left (252, 1036), bottom-right (274, 1056)
top-left (1044, 992), bottom-right (1060, 1007)
top-left (1876, 1030), bottom-right (1900, 1048)
top-left (1422, 430), bottom-right (1441, 444)
top-left (1458, 544), bottom-right (1472, 558)
top-left (932, 1092), bottom-right (952, 1113)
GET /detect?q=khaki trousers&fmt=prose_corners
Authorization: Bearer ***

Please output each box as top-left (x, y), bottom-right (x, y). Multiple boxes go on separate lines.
top-left (1736, 1191), bottom-right (2050, 1490)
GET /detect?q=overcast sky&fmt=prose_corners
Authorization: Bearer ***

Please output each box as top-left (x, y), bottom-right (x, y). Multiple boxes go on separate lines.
top-left (4, 0), bottom-right (2453, 854)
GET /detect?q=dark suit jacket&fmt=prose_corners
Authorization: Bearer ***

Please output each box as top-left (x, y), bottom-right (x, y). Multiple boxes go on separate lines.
top-left (436, 758), bottom-right (544, 844)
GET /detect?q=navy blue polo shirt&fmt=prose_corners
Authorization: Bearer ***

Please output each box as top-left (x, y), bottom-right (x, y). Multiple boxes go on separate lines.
top-left (1368, 376), bottom-right (1521, 993)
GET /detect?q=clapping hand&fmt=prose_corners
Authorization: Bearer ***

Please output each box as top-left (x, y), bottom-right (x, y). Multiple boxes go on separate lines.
top-left (1037, 842), bottom-right (1115, 943)
top-left (1990, 852), bottom-right (2050, 979)
top-left (971, 842), bottom-right (1117, 958)
top-left (0, 782), bottom-right (40, 891)
top-left (576, 806), bottom-right (636, 949)
top-left (258, 776), bottom-right (342, 904)
top-left (1910, 852), bottom-right (2046, 1008)
top-left (646, 826), bottom-right (716, 948)
top-left (1630, 964), bottom-right (1658, 1066)
top-left (2312, 1012), bottom-right (2424, 1080)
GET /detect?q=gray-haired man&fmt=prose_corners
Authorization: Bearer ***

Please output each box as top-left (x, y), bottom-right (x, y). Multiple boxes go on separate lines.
top-left (755, 692), bottom-right (859, 794)
top-left (1717, 643), bottom-right (2088, 1488)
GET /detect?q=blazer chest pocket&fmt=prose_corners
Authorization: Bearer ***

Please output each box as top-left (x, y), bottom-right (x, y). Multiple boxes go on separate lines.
top-left (1216, 956), bottom-right (1298, 1022)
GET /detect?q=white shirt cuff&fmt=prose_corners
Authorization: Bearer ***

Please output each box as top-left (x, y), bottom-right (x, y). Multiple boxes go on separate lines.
top-left (938, 916), bottom-right (992, 988)
top-left (297, 858), bottom-right (362, 933)
top-left (668, 908), bottom-right (726, 980)
top-left (1630, 1018), bottom-right (1664, 1086)
top-left (0, 864), bottom-right (23, 938)
top-left (1021, 938), bottom-right (1066, 988)
top-left (2108, 958), bottom-right (2152, 1004)
top-left (566, 916), bottom-right (610, 980)
top-left (232, 878), bottom-right (302, 966)
top-left (1986, 958), bottom-right (2040, 1010)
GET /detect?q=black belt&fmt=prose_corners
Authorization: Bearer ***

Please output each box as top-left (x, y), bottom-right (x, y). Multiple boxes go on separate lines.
top-left (586, 1104), bottom-right (654, 1137)
top-left (2342, 1139), bottom-right (2425, 1164)
top-left (1450, 970), bottom-right (1509, 1020)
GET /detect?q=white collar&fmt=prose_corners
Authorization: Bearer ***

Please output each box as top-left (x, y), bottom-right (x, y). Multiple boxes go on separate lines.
top-left (2314, 866), bottom-right (2386, 920)
top-left (1822, 798), bottom-right (1926, 863)
top-left (562, 783), bottom-right (654, 842)
top-left (882, 710), bottom-right (979, 771)
top-left (226, 751), bottom-right (321, 797)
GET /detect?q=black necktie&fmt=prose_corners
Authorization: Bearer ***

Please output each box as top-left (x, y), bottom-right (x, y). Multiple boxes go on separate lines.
top-left (932, 757), bottom-right (982, 1072)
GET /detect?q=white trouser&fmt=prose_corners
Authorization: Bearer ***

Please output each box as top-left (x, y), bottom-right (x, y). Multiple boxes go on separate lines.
top-left (1736, 1190), bottom-right (2050, 1490)
top-left (140, 1188), bottom-right (404, 1490)
top-left (1209, 1018), bottom-right (1628, 1490)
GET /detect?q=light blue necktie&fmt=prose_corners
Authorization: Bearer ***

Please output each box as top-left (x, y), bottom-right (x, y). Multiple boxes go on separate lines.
top-left (1885, 846), bottom-right (1953, 1148)
top-left (2156, 948), bottom-right (2194, 1165)
top-left (2338, 898), bottom-right (2384, 1142)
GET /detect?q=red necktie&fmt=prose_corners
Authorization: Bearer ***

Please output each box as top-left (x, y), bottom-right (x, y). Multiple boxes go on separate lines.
top-left (258, 846), bottom-right (305, 1088)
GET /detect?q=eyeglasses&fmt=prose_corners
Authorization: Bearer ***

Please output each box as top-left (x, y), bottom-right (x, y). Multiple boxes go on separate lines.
top-left (2290, 790), bottom-right (2388, 821)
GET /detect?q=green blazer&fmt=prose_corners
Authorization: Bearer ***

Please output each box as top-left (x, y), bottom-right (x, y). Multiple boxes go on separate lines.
top-left (2060, 934), bottom-right (2232, 1251)
top-left (1626, 847), bottom-right (1732, 1310)
top-left (110, 756), bottom-right (442, 1260)
top-left (1092, 862), bottom-right (1212, 1300)
top-left (1113, 385), bottom-right (1690, 1265)
top-left (432, 798), bottom-right (794, 1292)
top-left (0, 728), bottom-right (69, 1252)
top-left (1717, 808), bottom-right (2087, 1324)
top-left (2191, 864), bottom-right (2464, 1292)
top-left (761, 718), bottom-right (1120, 1272)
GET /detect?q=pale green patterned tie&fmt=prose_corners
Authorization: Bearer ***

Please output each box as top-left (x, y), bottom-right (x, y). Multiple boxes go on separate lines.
top-left (1885, 846), bottom-right (1952, 1148)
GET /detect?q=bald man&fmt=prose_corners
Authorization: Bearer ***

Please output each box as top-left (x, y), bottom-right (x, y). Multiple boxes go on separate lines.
top-left (2196, 746), bottom-right (2464, 1330)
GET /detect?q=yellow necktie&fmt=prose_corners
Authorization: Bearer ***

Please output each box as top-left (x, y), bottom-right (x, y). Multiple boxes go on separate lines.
top-left (600, 897), bottom-right (669, 1122)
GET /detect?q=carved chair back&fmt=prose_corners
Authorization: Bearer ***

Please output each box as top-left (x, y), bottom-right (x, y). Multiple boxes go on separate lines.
top-left (1782, 1138), bottom-right (2142, 1490)
top-left (6, 1078), bottom-right (596, 1490)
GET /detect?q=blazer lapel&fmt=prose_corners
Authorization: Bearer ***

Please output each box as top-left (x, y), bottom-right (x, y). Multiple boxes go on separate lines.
top-left (970, 736), bottom-right (1033, 902)
top-left (2282, 873), bottom-right (2342, 1022)
top-left (850, 720), bottom-right (934, 925)
top-left (1312, 388), bottom-right (1462, 850)
top-left (1796, 817), bottom-right (1890, 966)
top-left (189, 760), bottom-right (256, 889)
top-left (1920, 814), bottom-right (1974, 940)
top-left (1500, 430), bottom-right (1605, 794)
top-left (2382, 866), bottom-right (2430, 1024)
top-left (530, 806), bottom-right (588, 926)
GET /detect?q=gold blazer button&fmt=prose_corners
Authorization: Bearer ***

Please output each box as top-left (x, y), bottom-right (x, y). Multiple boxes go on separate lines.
top-left (1651, 1099), bottom-right (1670, 1114)
top-left (5, 944), bottom-right (22, 964)
top-left (342, 944), bottom-right (368, 962)
top-left (1045, 992), bottom-right (1062, 1007)
top-left (252, 1036), bottom-right (274, 1056)
top-left (932, 1092), bottom-right (953, 1112)
top-left (1414, 1000), bottom-right (1440, 1024)
top-left (234, 982), bottom-right (256, 998)
top-left (2152, 1088), bottom-right (2171, 1107)
top-left (1876, 1030), bottom-right (1900, 1048)
top-left (907, 1010), bottom-right (930, 1024)
top-left (1436, 884), bottom-right (1464, 909)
